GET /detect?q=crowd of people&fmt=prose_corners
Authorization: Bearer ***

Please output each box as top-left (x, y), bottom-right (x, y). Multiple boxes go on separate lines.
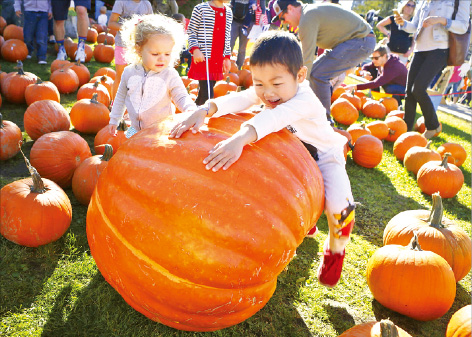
top-left (2, 0), bottom-right (471, 288)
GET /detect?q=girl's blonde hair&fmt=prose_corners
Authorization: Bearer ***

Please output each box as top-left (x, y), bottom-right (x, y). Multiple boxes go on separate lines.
top-left (121, 13), bottom-right (186, 66)
top-left (398, 0), bottom-right (416, 15)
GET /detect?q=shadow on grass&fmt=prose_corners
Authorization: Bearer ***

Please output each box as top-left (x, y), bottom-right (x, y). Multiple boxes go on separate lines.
top-left (371, 282), bottom-right (471, 337)
top-left (322, 301), bottom-right (356, 335)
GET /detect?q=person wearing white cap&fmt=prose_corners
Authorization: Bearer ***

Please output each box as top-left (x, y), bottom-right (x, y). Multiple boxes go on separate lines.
top-left (271, 0), bottom-right (375, 122)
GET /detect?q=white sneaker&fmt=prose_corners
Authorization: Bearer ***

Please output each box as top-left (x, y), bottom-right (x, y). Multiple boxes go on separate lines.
top-left (38, 60), bottom-right (47, 65)
top-left (26, 54), bottom-right (32, 59)
top-left (75, 41), bottom-right (86, 63)
top-left (56, 48), bottom-right (68, 61)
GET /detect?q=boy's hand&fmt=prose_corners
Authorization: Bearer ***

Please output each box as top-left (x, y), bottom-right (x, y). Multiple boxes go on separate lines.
top-left (169, 109), bottom-right (207, 138)
top-left (107, 124), bottom-right (118, 137)
top-left (203, 125), bottom-right (257, 172)
top-left (16, 10), bottom-right (22, 17)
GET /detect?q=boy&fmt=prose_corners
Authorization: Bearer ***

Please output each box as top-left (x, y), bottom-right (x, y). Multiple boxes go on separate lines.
top-left (14, 0), bottom-right (52, 64)
top-left (170, 30), bottom-right (355, 288)
top-left (97, 6), bottom-right (108, 26)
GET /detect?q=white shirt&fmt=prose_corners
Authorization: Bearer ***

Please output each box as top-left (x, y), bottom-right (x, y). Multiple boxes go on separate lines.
top-left (97, 14), bottom-right (108, 26)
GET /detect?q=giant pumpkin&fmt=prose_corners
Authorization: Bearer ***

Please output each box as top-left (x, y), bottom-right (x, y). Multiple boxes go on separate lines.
top-left (86, 113), bottom-right (325, 331)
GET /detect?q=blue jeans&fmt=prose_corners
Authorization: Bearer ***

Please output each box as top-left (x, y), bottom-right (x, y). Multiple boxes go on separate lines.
top-left (23, 11), bottom-right (48, 61)
top-left (383, 83), bottom-right (406, 105)
top-left (230, 20), bottom-right (252, 69)
top-left (309, 35), bottom-right (376, 119)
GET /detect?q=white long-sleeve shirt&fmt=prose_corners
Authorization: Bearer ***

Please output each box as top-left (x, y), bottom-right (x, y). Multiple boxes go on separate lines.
top-left (213, 80), bottom-right (346, 154)
top-left (109, 64), bottom-right (197, 131)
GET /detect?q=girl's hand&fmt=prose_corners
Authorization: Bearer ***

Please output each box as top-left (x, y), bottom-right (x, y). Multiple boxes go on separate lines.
top-left (222, 58), bottom-right (231, 74)
top-left (107, 124), bottom-right (118, 137)
top-left (422, 16), bottom-right (446, 28)
top-left (193, 49), bottom-right (205, 63)
top-left (394, 12), bottom-right (404, 26)
top-left (169, 109), bottom-right (207, 138)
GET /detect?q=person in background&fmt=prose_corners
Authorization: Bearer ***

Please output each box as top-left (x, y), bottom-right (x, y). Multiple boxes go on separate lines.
top-left (52, 0), bottom-right (91, 62)
top-left (345, 45), bottom-right (407, 105)
top-left (151, 0), bottom-right (178, 16)
top-left (173, 13), bottom-right (192, 75)
top-left (48, 16), bottom-right (55, 44)
top-left (394, 0), bottom-right (471, 139)
top-left (97, 6), bottom-right (108, 26)
top-left (14, 0), bottom-right (52, 64)
top-left (267, 0), bottom-right (281, 29)
top-left (108, 0), bottom-right (153, 100)
top-left (107, 14), bottom-right (197, 139)
top-left (444, 65), bottom-right (463, 105)
top-left (376, 0), bottom-right (416, 64)
top-left (1, 0), bottom-right (19, 25)
top-left (170, 31), bottom-right (356, 289)
top-left (187, 0), bottom-right (232, 106)
top-left (230, 0), bottom-right (256, 69)
top-left (271, 0), bottom-right (375, 123)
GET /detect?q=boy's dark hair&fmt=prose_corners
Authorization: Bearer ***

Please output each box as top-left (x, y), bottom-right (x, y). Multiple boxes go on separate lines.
top-left (374, 45), bottom-right (388, 56)
top-left (249, 31), bottom-right (303, 79)
top-left (172, 13), bottom-right (185, 23)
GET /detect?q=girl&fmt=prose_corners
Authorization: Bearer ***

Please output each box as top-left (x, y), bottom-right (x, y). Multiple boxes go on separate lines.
top-left (376, 0), bottom-right (416, 64)
top-left (107, 0), bottom-right (153, 100)
top-left (187, 0), bottom-right (233, 106)
top-left (107, 14), bottom-right (198, 138)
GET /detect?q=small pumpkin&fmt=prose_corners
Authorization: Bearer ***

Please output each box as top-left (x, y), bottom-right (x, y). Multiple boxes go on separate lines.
top-left (67, 43), bottom-right (93, 62)
top-left (417, 153), bottom-right (464, 198)
top-left (93, 42), bottom-right (115, 63)
top-left (414, 116), bottom-right (442, 136)
top-left (362, 100), bottom-right (387, 119)
top-left (50, 68), bottom-right (80, 94)
top-left (403, 141), bottom-right (441, 175)
top-left (379, 97), bottom-right (398, 113)
top-left (331, 86), bottom-right (346, 103)
top-left (72, 144), bottom-right (113, 205)
top-left (0, 16), bottom-right (6, 34)
top-left (346, 122), bottom-right (371, 144)
top-left (0, 147), bottom-right (72, 247)
top-left (0, 38), bottom-right (28, 62)
top-left (392, 131), bottom-right (427, 161)
top-left (97, 32), bottom-right (115, 45)
top-left (437, 142), bottom-right (467, 167)
top-left (50, 59), bottom-right (71, 73)
top-left (339, 90), bottom-right (362, 110)
top-left (446, 305), bottom-right (472, 337)
top-left (384, 116), bottom-right (407, 142)
top-left (366, 120), bottom-right (389, 140)
top-left (24, 78), bottom-right (60, 105)
top-left (338, 319), bottom-right (412, 337)
top-left (94, 119), bottom-right (129, 155)
top-left (386, 109), bottom-right (405, 119)
top-left (366, 233), bottom-right (456, 321)
top-left (0, 113), bottom-right (22, 161)
top-left (89, 75), bottom-right (114, 97)
top-left (331, 98), bottom-right (359, 126)
top-left (70, 93), bottom-right (110, 134)
top-left (69, 60), bottom-right (91, 87)
top-left (87, 27), bottom-right (98, 43)
top-left (1, 61), bottom-right (37, 103)
top-left (213, 77), bottom-right (238, 98)
top-left (94, 67), bottom-right (116, 80)
top-left (226, 72), bottom-right (240, 86)
top-left (238, 69), bottom-right (251, 89)
top-left (29, 131), bottom-right (92, 188)
top-left (77, 81), bottom-right (110, 107)
top-left (384, 192), bottom-right (471, 282)
top-left (352, 134), bottom-right (383, 168)
top-left (2, 24), bottom-right (23, 41)
top-left (24, 100), bottom-right (71, 140)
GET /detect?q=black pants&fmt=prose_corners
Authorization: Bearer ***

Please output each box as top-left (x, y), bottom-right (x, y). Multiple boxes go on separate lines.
top-left (196, 80), bottom-right (216, 106)
top-left (404, 49), bottom-right (448, 131)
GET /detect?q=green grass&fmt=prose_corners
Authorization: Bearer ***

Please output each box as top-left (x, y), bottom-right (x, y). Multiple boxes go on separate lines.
top-left (1, 43), bottom-right (471, 337)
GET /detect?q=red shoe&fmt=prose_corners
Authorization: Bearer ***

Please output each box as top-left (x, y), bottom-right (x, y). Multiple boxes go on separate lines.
top-left (306, 224), bottom-right (318, 238)
top-left (317, 246), bottom-right (345, 288)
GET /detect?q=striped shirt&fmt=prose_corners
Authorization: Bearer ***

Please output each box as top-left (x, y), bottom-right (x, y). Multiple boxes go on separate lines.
top-left (187, 2), bottom-right (233, 59)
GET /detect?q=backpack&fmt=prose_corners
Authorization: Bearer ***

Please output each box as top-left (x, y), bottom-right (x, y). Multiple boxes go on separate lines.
top-left (232, 0), bottom-right (249, 21)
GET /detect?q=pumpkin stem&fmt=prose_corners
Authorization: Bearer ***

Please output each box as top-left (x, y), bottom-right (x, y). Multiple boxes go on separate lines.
top-left (36, 77), bottom-right (43, 84)
top-left (425, 140), bottom-right (432, 149)
top-left (426, 192), bottom-right (444, 228)
top-left (117, 119), bottom-right (129, 131)
top-left (379, 319), bottom-right (400, 337)
top-left (441, 153), bottom-right (451, 169)
top-left (18, 141), bottom-right (47, 194)
top-left (93, 81), bottom-right (100, 88)
top-left (100, 144), bottom-right (113, 161)
top-left (408, 231), bottom-right (423, 251)
top-left (15, 60), bottom-right (25, 75)
top-left (91, 93), bottom-right (99, 104)
top-left (347, 140), bottom-right (354, 151)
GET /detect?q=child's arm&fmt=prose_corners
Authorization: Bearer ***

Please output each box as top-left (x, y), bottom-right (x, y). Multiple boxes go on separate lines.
top-left (108, 68), bottom-right (129, 136)
top-left (203, 124), bottom-right (257, 172)
top-left (169, 102), bottom-right (216, 138)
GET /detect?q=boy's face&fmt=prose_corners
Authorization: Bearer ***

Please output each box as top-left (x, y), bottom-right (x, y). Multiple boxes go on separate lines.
top-left (251, 63), bottom-right (306, 109)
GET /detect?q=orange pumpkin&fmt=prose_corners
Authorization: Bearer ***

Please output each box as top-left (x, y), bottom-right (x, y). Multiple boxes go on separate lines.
top-left (403, 141), bottom-right (441, 175)
top-left (347, 122), bottom-right (371, 144)
top-left (180, 76), bottom-right (192, 88)
top-left (331, 98), bottom-right (359, 126)
top-left (93, 42), bottom-right (115, 63)
top-left (392, 131), bottom-right (427, 161)
top-left (384, 116), bottom-right (407, 142)
top-left (70, 94), bottom-right (110, 134)
top-left (366, 234), bottom-right (456, 321)
top-left (87, 27), bottom-right (98, 43)
top-left (0, 38), bottom-right (28, 62)
top-left (387, 109), bottom-right (405, 119)
top-left (94, 67), bottom-right (116, 80)
top-left (226, 72), bottom-right (240, 86)
top-left (24, 78), bottom-right (60, 105)
top-left (1, 61), bottom-right (37, 103)
top-left (69, 61), bottom-right (91, 87)
top-left (414, 116), bottom-right (442, 136)
top-left (339, 91), bottom-right (362, 111)
top-left (437, 143), bottom-right (467, 167)
top-left (29, 131), bottom-right (92, 188)
top-left (446, 305), bottom-right (472, 337)
top-left (362, 100), bottom-right (387, 119)
top-left (331, 86), bottom-right (346, 103)
top-left (213, 77), bottom-right (237, 98)
top-left (89, 75), bottom-right (113, 97)
top-left (77, 81), bottom-right (110, 107)
top-left (67, 43), bottom-right (93, 62)
top-left (72, 144), bottom-right (113, 205)
top-left (417, 154), bottom-right (464, 198)
top-left (366, 120), bottom-right (389, 140)
top-left (86, 113), bottom-right (325, 331)
top-left (379, 97), bottom-right (398, 113)
top-left (0, 113), bottom-right (22, 160)
top-left (338, 319), bottom-right (412, 337)
top-left (50, 59), bottom-right (71, 73)
top-left (94, 120), bottom-right (129, 155)
top-left (238, 69), bottom-right (251, 88)
top-left (92, 23), bottom-right (106, 33)
top-left (50, 68), bottom-right (80, 94)
top-left (383, 192), bottom-right (472, 282)
top-left (0, 149), bottom-right (72, 247)
top-left (2, 24), bottom-right (23, 41)
top-left (352, 134), bottom-right (383, 168)
top-left (0, 16), bottom-right (6, 34)
top-left (24, 100), bottom-right (71, 140)
top-left (97, 32), bottom-right (115, 45)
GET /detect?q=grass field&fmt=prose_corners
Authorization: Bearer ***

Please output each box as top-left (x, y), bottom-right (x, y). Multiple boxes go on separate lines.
top-left (0, 43), bottom-right (471, 337)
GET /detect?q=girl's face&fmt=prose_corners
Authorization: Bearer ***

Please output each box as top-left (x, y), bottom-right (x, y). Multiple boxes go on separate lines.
top-left (138, 34), bottom-right (175, 73)
top-left (403, 1), bottom-right (415, 15)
